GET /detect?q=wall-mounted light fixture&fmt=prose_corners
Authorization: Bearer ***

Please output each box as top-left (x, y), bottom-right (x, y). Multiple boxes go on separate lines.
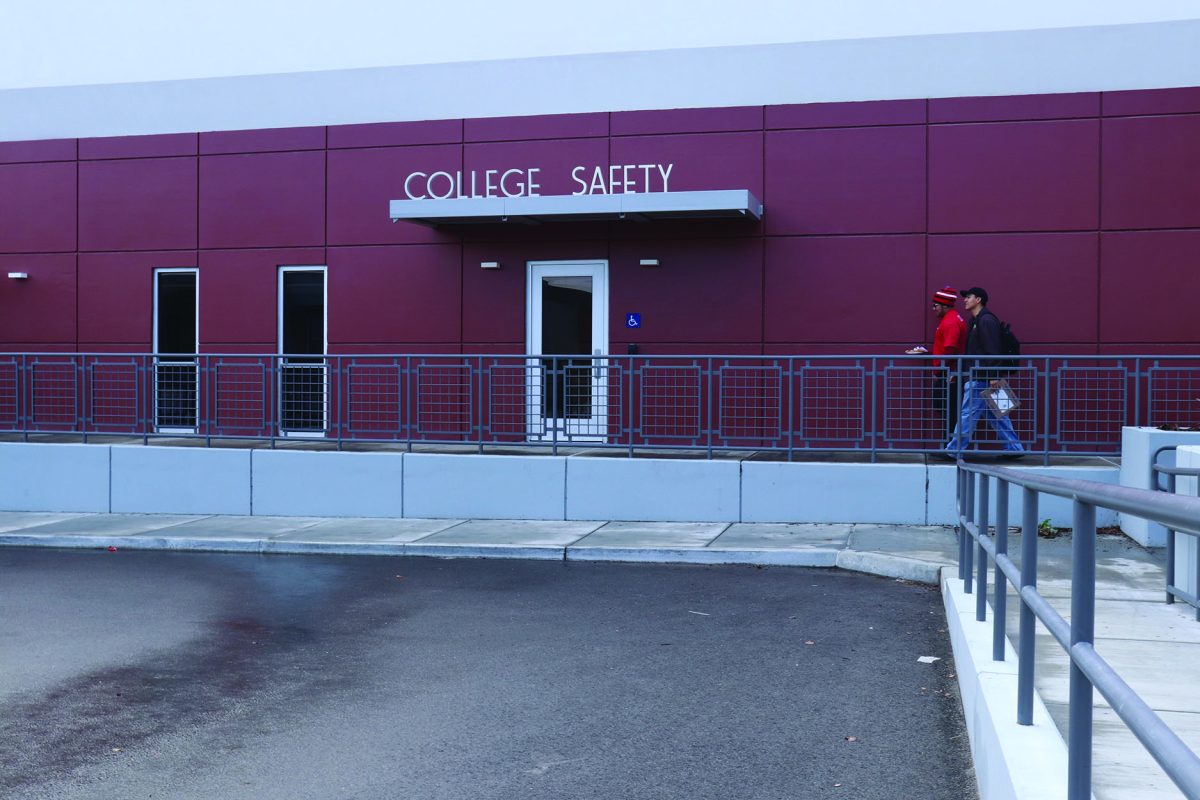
top-left (480, 261), bottom-right (501, 270)
top-left (639, 259), bottom-right (660, 268)
top-left (7, 272), bottom-right (28, 280)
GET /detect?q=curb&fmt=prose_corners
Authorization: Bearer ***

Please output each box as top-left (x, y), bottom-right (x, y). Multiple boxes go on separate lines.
top-left (403, 543), bottom-right (567, 560)
top-left (940, 567), bottom-right (1076, 800)
top-left (0, 534), bottom-right (950, 579)
top-left (835, 549), bottom-right (947, 584)
top-left (565, 546), bottom-right (840, 566)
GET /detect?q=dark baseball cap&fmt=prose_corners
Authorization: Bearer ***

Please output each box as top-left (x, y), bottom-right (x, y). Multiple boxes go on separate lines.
top-left (959, 286), bottom-right (988, 304)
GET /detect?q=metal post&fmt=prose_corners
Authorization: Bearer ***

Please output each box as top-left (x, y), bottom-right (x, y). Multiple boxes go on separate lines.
top-left (627, 355), bottom-right (635, 457)
top-left (551, 356), bottom-right (559, 456)
top-left (957, 468), bottom-right (966, 579)
top-left (1041, 356), bottom-right (1051, 465)
top-left (1167, 472), bottom-right (1177, 605)
top-left (869, 357), bottom-right (877, 464)
top-left (993, 480), bottom-right (1009, 662)
top-left (964, 470), bottom-right (976, 590)
top-left (786, 356), bottom-right (794, 461)
top-left (706, 357), bottom-right (714, 459)
top-left (976, 475), bottom-right (990, 620)
top-left (1133, 356), bottom-right (1142, 427)
top-left (269, 356), bottom-right (278, 449)
top-left (78, 356), bottom-right (87, 443)
top-left (1017, 487), bottom-right (1039, 726)
top-left (476, 356), bottom-right (484, 455)
top-left (1067, 500), bottom-right (1096, 800)
top-left (335, 356), bottom-right (344, 451)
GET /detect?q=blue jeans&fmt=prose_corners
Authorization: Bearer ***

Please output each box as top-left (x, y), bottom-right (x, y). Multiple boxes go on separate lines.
top-left (945, 380), bottom-right (1024, 452)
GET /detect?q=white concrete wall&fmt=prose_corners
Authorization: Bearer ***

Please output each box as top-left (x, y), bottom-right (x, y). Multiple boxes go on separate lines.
top-left (566, 458), bottom-right (740, 522)
top-left (403, 453), bottom-right (566, 520)
top-left (0, 442), bottom-right (109, 512)
top-left (743, 462), bottom-right (926, 524)
top-left (1118, 426), bottom-right (1200, 546)
top-left (252, 450), bottom-right (404, 517)
top-left (0, 443), bottom-right (1128, 528)
top-left (110, 446), bottom-right (251, 515)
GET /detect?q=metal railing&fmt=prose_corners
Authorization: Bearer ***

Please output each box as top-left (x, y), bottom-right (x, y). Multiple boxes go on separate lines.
top-left (1152, 445), bottom-right (1200, 619)
top-left (956, 461), bottom-right (1200, 799)
top-left (0, 352), bottom-right (1197, 455)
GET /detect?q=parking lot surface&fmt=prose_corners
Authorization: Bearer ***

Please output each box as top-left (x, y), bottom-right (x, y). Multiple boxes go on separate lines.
top-left (0, 549), bottom-right (974, 799)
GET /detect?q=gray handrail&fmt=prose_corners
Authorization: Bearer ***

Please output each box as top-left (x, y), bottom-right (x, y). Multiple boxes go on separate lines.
top-left (965, 461), bottom-right (1200, 537)
top-left (1149, 444), bottom-right (1200, 617)
top-left (956, 461), bottom-right (1200, 800)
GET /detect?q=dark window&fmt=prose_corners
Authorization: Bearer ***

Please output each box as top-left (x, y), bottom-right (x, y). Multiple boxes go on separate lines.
top-left (156, 272), bottom-right (196, 355)
top-left (541, 277), bottom-right (592, 420)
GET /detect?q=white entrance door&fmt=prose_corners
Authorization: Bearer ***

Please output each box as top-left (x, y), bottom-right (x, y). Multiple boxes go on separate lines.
top-left (526, 260), bottom-right (609, 441)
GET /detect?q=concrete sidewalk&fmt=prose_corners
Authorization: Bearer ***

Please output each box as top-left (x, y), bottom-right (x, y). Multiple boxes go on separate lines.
top-left (0, 512), bottom-right (956, 582)
top-left (1, 512), bottom-right (1196, 800)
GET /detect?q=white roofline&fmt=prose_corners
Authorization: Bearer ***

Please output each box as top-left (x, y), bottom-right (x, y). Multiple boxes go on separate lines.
top-left (2, 20), bottom-right (1200, 142)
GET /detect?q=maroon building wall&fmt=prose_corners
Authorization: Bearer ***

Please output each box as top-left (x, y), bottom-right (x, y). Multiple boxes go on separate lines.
top-left (1, 87), bottom-right (1199, 356)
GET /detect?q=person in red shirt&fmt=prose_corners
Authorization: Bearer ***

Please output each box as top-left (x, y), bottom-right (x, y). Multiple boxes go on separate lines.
top-left (909, 286), bottom-right (967, 436)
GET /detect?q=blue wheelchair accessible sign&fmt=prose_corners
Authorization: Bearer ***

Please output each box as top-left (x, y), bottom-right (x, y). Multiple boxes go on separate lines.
top-left (625, 313), bottom-right (642, 329)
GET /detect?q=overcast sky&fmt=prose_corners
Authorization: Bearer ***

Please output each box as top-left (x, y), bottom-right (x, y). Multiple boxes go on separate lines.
top-left (3, 0), bottom-right (1198, 90)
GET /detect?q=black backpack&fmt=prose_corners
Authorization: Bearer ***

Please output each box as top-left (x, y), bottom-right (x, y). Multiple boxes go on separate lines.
top-left (998, 320), bottom-right (1021, 371)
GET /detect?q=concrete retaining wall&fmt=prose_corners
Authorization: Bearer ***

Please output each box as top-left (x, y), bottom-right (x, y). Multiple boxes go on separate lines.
top-left (0, 442), bottom-right (109, 512)
top-left (404, 453), bottom-right (567, 520)
top-left (252, 450), bottom-right (404, 517)
top-left (566, 458), bottom-right (740, 522)
top-left (0, 443), bottom-right (1124, 528)
top-left (111, 446), bottom-right (251, 515)
top-left (743, 462), bottom-right (926, 524)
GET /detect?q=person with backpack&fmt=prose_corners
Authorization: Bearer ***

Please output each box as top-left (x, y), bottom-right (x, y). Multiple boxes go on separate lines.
top-left (943, 287), bottom-right (1025, 458)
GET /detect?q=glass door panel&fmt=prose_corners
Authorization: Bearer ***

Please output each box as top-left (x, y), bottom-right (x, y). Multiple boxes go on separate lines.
top-left (154, 270), bottom-right (197, 431)
top-left (279, 268), bottom-right (327, 435)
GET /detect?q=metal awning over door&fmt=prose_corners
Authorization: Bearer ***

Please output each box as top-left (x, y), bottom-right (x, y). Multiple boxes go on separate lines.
top-left (389, 190), bottom-right (763, 226)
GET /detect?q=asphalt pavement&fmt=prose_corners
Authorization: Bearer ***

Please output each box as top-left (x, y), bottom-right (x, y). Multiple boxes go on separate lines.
top-left (0, 548), bottom-right (976, 800)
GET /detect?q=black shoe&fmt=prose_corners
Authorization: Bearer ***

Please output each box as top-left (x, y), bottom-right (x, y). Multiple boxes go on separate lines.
top-left (998, 452), bottom-right (1026, 461)
top-left (929, 452), bottom-right (956, 463)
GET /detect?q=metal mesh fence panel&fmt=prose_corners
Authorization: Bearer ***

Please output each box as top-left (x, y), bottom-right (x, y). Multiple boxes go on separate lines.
top-left (1149, 366), bottom-right (1200, 430)
top-left (417, 362), bottom-right (472, 437)
top-left (90, 359), bottom-right (140, 430)
top-left (717, 365), bottom-right (782, 442)
top-left (30, 360), bottom-right (77, 428)
top-left (798, 365), bottom-right (864, 442)
top-left (280, 362), bottom-right (327, 433)
top-left (154, 360), bottom-right (197, 429)
top-left (0, 358), bottom-right (18, 429)
top-left (639, 364), bottom-right (701, 441)
top-left (1056, 366), bottom-right (1126, 447)
top-left (487, 362), bottom-right (541, 438)
top-left (213, 359), bottom-right (268, 434)
top-left (561, 361), bottom-right (617, 439)
top-left (346, 361), bottom-right (402, 436)
top-left (883, 364), bottom-right (950, 444)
